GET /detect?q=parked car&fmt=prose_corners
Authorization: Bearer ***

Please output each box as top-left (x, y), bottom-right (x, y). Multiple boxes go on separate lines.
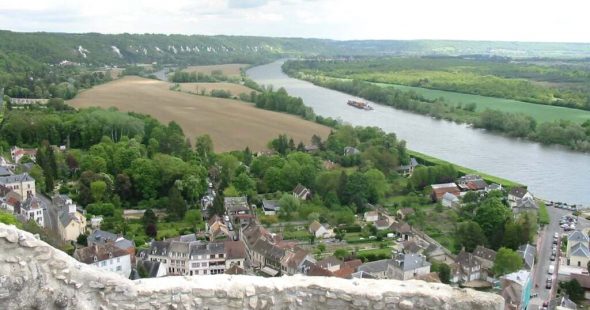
top-left (546, 279), bottom-right (552, 289)
top-left (550, 254), bottom-right (556, 261)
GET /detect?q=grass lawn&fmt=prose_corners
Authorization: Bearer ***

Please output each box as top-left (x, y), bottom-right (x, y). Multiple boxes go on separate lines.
top-left (374, 82), bottom-right (590, 123)
top-left (419, 204), bottom-right (460, 253)
top-left (408, 149), bottom-right (523, 188)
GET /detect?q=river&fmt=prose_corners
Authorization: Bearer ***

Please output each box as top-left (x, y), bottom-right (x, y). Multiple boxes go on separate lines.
top-left (247, 60), bottom-right (590, 206)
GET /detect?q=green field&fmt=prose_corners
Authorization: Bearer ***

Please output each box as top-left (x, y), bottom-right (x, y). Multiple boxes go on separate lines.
top-left (374, 82), bottom-right (590, 123)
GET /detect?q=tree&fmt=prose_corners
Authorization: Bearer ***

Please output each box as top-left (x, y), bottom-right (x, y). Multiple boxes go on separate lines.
top-left (76, 234), bottom-right (88, 246)
top-left (492, 247), bottom-right (523, 276)
top-left (232, 172), bottom-right (256, 197)
top-left (456, 221), bottom-right (487, 252)
top-left (561, 279), bottom-right (585, 303)
top-left (278, 193), bottom-right (300, 220)
top-left (142, 209), bottom-right (157, 225)
top-left (431, 261), bottom-right (451, 284)
top-left (208, 193), bottom-right (225, 218)
top-left (195, 134), bottom-right (214, 162)
top-left (474, 197), bottom-right (510, 249)
top-left (0, 212), bottom-right (20, 227)
top-left (90, 180), bottom-right (107, 202)
top-left (334, 249), bottom-right (348, 260)
top-left (166, 187), bottom-right (187, 221)
top-left (145, 223), bottom-right (158, 238)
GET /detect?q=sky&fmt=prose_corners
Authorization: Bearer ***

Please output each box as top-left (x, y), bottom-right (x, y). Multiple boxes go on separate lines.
top-left (0, 0), bottom-right (589, 43)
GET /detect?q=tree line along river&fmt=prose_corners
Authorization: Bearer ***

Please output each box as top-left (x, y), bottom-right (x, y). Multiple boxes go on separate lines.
top-left (247, 60), bottom-right (590, 206)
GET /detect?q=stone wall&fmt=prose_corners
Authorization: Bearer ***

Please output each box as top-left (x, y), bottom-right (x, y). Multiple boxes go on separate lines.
top-left (0, 223), bottom-right (505, 309)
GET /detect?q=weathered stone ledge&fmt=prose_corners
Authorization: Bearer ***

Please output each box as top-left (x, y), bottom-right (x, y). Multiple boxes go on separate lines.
top-left (0, 223), bottom-right (504, 309)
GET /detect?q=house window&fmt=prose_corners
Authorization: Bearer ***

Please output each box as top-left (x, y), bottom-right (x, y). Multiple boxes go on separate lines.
top-left (578, 261), bottom-right (581, 267)
top-left (116, 266), bottom-right (122, 271)
top-left (117, 258), bottom-right (120, 263)
top-left (101, 261), bottom-right (106, 267)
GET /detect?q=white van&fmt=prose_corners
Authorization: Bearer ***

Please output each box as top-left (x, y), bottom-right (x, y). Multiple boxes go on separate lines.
top-left (548, 264), bottom-right (555, 275)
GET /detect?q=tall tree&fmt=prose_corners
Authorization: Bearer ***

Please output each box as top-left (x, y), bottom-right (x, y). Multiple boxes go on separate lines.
top-left (166, 187), bottom-right (187, 221)
top-left (456, 221), bottom-right (487, 252)
top-left (492, 247), bottom-right (523, 276)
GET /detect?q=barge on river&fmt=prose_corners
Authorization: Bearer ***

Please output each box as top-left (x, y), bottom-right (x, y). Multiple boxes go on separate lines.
top-left (347, 100), bottom-right (373, 110)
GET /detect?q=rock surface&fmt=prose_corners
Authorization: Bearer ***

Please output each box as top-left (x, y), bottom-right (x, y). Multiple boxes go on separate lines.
top-left (0, 223), bottom-right (504, 309)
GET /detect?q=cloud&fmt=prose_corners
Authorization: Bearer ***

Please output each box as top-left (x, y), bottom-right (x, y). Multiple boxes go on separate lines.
top-left (227, 0), bottom-right (269, 9)
top-left (0, 0), bottom-right (588, 42)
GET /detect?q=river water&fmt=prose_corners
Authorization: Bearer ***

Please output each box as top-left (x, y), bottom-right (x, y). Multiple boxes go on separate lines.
top-left (247, 60), bottom-right (590, 205)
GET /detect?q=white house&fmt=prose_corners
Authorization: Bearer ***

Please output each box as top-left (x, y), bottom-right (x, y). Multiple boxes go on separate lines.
top-left (567, 230), bottom-right (590, 268)
top-left (10, 147), bottom-right (37, 163)
top-left (364, 211), bottom-right (379, 223)
top-left (0, 173), bottom-right (35, 199)
top-left (262, 200), bottom-right (280, 216)
top-left (387, 253), bottom-right (431, 281)
top-left (309, 221), bottom-right (334, 239)
top-left (74, 243), bottom-right (132, 278)
top-left (441, 192), bottom-right (460, 208)
top-left (508, 187), bottom-right (533, 208)
top-left (293, 184), bottom-right (311, 200)
top-left (19, 196), bottom-right (45, 227)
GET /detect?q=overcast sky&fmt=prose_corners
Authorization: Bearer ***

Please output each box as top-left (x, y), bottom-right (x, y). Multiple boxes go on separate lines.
top-left (1, 0), bottom-right (589, 42)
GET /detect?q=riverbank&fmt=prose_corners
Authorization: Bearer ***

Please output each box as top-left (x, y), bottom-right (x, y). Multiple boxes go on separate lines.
top-left (282, 62), bottom-right (590, 153)
top-left (408, 150), bottom-right (523, 188)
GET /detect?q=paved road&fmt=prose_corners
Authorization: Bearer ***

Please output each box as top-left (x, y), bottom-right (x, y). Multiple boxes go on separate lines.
top-left (529, 206), bottom-right (590, 309)
top-left (38, 192), bottom-right (58, 233)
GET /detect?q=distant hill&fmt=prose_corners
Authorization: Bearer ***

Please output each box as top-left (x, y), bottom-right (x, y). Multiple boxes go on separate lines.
top-left (1, 30), bottom-right (590, 68)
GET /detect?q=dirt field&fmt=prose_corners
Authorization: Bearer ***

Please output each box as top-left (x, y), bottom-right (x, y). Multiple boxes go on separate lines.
top-left (68, 76), bottom-right (330, 152)
top-left (177, 82), bottom-right (255, 96)
top-left (182, 64), bottom-right (248, 76)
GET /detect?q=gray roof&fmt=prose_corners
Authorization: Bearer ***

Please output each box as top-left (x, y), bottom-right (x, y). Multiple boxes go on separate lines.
top-left (442, 192), bottom-right (459, 202)
top-left (0, 173), bottom-right (34, 184)
top-left (58, 209), bottom-right (82, 227)
top-left (224, 196), bottom-right (249, 212)
top-left (0, 166), bottom-right (12, 176)
top-left (517, 244), bottom-right (536, 270)
top-left (473, 245), bottom-right (497, 261)
top-left (114, 238), bottom-right (135, 250)
top-left (190, 241), bottom-right (225, 257)
top-left (358, 259), bottom-right (393, 274)
top-left (21, 196), bottom-right (45, 211)
top-left (52, 194), bottom-right (72, 207)
top-left (393, 253), bottom-right (430, 272)
top-left (148, 241), bottom-right (171, 256)
top-left (351, 271), bottom-right (376, 279)
top-left (509, 187), bottom-right (528, 199)
top-left (262, 200), bottom-right (280, 211)
top-left (516, 197), bottom-right (538, 209)
top-left (88, 230), bottom-right (118, 245)
top-left (568, 230), bottom-right (590, 243)
top-left (570, 243), bottom-right (590, 258)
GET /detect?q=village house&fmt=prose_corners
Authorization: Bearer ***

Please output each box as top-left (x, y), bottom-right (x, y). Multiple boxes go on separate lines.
top-left (512, 196), bottom-right (539, 215)
top-left (441, 192), bottom-right (460, 208)
top-left (9, 98), bottom-right (48, 106)
top-left (431, 183), bottom-right (460, 202)
top-left (485, 183), bottom-right (503, 193)
top-left (318, 256), bottom-right (343, 273)
top-left (281, 247), bottom-right (315, 275)
top-left (389, 221), bottom-right (413, 241)
top-left (374, 217), bottom-right (392, 230)
top-left (363, 210), bottom-right (379, 223)
top-left (357, 259), bottom-right (394, 279)
top-left (397, 157), bottom-right (419, 176)
top-left (387, 252), bottom-right (431, 281)
top-left (343, 146), bottom-right (360, 156)
top-left (517, 244), bottom-right (536, 271)
top-left (206, 215), bottom-right (230, 240)
top-left (567, 230), bottom-right (590, 268)
top-left (0, 173), bottom-right (35, 199)
top-left (90, 216), bottom-right (103, 229)
top-left (57, 203), bottom-right (86, 242)
top-left (241, 223), bottom-right (281, 274)
top-left (135, 259), bottom-right (167, 278)
top-left (501, 270), bottom-right (532, 310)
top-left (309, 221), bottom-right (334, 239)
top-left (10, 146), bottom-right (37, 163)
top-left (451, 250), bottom-right (482, 284)
top-left (457, 175), bottom-right (488, 191)
top-left (508, 187), bottom-right (533, 208)
top-left (18, 196), bottom-right (45, 227)
top-left (262, 200), bottom-right (280, 216)
top-left (473, 245), bottom-right (497, 280)
top-left (292, 184), bottom-right (311, 200)
top-left (74, 243), bottom-right (132, 278)
top-left (0, 166), bottom-right (12, 177)
top-left (87, 230), bottom-right (136, 261)
top-left (224, 196), bottom-right (250, 215)
top-left (0, 189), bottom-right (21, 214)
top-left (142, 239), bottom-right (227, 276)
top-left (223, 240), bottom-right (247, 270)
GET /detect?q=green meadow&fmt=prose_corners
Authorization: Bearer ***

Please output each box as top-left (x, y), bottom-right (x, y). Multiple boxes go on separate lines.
top-left (374, 82), bottom-right (590, 123)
